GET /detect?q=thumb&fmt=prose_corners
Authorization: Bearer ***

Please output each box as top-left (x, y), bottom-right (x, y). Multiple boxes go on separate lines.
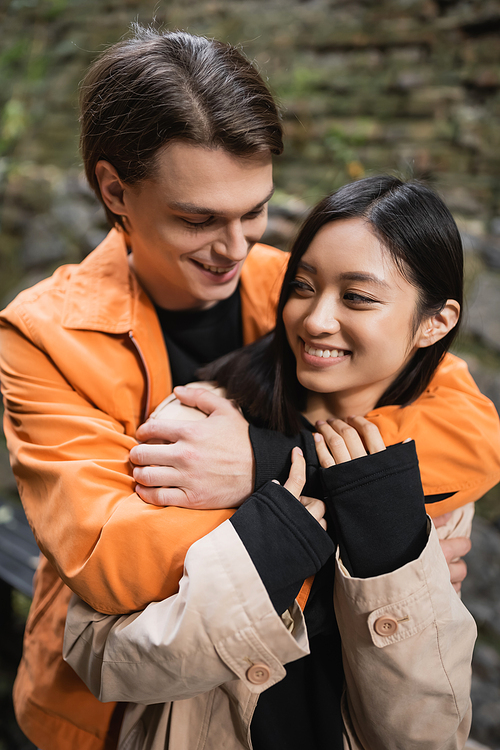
top-left (283, 447), bottom-right (306, 500)
top-left (173, 384), bottom-right (235, 416)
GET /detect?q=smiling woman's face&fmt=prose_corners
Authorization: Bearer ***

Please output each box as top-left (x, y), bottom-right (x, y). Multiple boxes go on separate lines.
top-left (282, 217), bottom-right (425, 418)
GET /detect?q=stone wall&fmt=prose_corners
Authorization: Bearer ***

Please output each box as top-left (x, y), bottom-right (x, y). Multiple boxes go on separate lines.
top-left (0, 0), bottom-right (499, 747)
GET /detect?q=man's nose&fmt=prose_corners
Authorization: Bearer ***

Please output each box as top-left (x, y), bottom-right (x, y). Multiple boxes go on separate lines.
top-left (212, 220), bottom-right (249, 261)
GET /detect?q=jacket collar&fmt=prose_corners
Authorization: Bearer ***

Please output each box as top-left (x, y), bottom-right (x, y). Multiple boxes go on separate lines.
top-left (61, 229), bottom-right (142, 333)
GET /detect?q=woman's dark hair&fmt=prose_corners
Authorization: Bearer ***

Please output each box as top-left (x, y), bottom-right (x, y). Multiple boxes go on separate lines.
top-left (80, 25), bottom-right (283, 228)
top-left (202, 175), bottom-right (463, 435)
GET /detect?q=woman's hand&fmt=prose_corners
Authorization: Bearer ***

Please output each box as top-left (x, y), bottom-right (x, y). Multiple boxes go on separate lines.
top-left (314, 416), bottom-right (386, 467)
top-left (275, 446), bottom-right (327, 530)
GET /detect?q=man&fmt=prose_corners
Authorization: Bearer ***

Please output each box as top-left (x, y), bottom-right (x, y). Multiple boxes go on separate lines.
top-left (0, 25), bottom-right (485, 750)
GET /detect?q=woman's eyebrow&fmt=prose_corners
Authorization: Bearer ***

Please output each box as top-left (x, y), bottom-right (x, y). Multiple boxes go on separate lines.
top-left (296, 264), bottom-right (390, 289)
top-left (168, 187), bottom-right (275, 216)
top-left (297, 261), bottom-right (317, 273)
top-left (339, 272), bottom-right (390, 288)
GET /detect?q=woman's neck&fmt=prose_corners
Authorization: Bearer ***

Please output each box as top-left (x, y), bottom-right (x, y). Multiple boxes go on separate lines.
top-left (303, 388), bottom-right (381, 423)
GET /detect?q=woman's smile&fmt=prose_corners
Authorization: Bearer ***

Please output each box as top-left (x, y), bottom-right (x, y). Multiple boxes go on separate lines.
top-left (302, 340), bottom-right (351, 366)
top-left (283, 217), bottom-right (423, 418)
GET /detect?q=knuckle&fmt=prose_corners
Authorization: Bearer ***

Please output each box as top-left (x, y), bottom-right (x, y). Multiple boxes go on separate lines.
top-left (140, 468), bottom-right (156, 486)
top-left (154, 490), bottom-right (170, 507)
top-left (131, 445), bottom-right (146, 464)
top-left (182, 492), bottom-right (203, 510)
top-left (140, 421), bottom-right (159, 438)
top-left (182, 424), bottom-right (199, 441)
top-left (328, 433), bottom-right (345, 447)
top-left (182, 446), bottom-right (201, 465)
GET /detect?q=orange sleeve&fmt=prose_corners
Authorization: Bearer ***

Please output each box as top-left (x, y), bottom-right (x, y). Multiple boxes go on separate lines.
top-left (366, 353), bottom-right (500, 517)
top-left (0, 317), bottom-right (233, 615)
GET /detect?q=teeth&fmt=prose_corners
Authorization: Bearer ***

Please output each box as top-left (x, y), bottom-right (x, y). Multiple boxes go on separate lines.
top-left (201, 263), bottom-right (233, 275)
top-left (304, 344), bottom-right (345, 358)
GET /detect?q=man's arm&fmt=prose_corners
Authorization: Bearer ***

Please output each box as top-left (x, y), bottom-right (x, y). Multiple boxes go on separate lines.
top-left (134, 354), bottom-right (500, 516)
top-left (0, 320), bottom-right (236, 614)
top-left (134, 387), bottom-right (475, 590)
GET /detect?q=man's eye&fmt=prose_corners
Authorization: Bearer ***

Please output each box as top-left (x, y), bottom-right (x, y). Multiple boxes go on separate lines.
top-left (182, 217), bottom-right (213, 228)
top-left (244, 207), bottom-right (265, 220)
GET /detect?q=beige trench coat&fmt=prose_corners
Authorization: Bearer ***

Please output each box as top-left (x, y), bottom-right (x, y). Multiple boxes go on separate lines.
top-left (64, 517), bottom-right (476, 750)
top-left (63, 387), bottom-right (477, 750)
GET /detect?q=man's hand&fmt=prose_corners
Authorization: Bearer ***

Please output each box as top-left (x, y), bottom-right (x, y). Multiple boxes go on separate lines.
top-left (130, 386), bottom-right (254, 509)
top-left (438, 533), bottom-right (471, 593)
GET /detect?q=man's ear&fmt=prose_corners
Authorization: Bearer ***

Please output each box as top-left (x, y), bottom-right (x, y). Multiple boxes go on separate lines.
top-left (95, 160), bottom-right (127, 217)
top-left (416, 299), bottom-right (461, 349)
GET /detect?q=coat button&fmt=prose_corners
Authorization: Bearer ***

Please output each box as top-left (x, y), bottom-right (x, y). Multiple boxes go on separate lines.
top-left (246, 664), bottom-right (271, 684)
top-left (374, 616), bottom-right (398, 636)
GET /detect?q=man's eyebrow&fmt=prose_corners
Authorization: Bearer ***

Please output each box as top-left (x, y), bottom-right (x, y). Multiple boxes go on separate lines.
top-left (168, 187), bottom-right (275, 216)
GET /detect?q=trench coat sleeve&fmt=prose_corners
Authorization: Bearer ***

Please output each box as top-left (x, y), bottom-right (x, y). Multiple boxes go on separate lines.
top-left (63, 519), bottom-right (310, 703)
top-left (335, 521), bottom-right (476, 750)
top-left (64, 520), bottom-right (476, 750)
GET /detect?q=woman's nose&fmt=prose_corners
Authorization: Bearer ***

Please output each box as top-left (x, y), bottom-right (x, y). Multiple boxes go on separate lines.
top-left (304, 300), bottom-right (341, 336)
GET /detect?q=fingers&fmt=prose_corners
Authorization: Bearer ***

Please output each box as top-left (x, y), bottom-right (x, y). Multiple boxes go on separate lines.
top-left (313, 432), bottom-right (335, 468)
top-left (315, 419), bottom-right (365, 464)
top-left (135, 484), bottom-right (190, 507)
top-left (132, 465), bottom-right (182, 487)
top-left (433, 512), bottom-right (453, 529)
top-left (135, 418), bottom-right (185, 444)
top-left (299, 495), bottom-right (327, 530)
top-left (345, 416), bottom-right (386, 454)
top-left (173, 385), bottom-right (238, 416)
top-left (130, 442), bottom-right (180, 466)
top-left (449, 559), bottom-right (468, 593)
top-left (439, 537), bottom-right (471, 593)
top-left (283, 447), bottom-right (306, 500)
top-left (439, 536), bottom-right (471, 563)
top-left (314, 416), bottom-right (387, 467)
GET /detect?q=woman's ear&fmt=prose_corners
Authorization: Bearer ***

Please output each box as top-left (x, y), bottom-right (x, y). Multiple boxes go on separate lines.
top-left (95, 160), bottom-right (127, 217)
top-left (416, 299), bottom-right (461, 349)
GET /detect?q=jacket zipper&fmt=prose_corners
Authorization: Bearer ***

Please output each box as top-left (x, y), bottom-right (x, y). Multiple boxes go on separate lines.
top-left (128, 331), bottom-right (151, 423)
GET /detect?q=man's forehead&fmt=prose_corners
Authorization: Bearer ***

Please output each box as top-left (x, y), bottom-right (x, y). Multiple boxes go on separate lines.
top-left (154, 142), bottom-right (274, 213)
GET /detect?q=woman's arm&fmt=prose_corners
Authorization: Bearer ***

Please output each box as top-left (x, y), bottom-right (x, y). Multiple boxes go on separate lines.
top-left (63, 452), bottom-right (332, 702)
top-left (315, 420), bottom-right (475, 749)
top-left (64, 430), bottom-right (476, 750)
top-left (63, 517), bottom-right (311, 704)
top-left (335, 522), bottom-right (475, 750)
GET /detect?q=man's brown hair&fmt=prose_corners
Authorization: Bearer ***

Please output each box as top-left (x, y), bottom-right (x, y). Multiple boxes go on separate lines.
top-left (80, 25), bottom-right (283, 227)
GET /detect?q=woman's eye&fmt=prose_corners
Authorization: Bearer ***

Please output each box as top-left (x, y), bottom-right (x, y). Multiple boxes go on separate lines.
top-left (290, 279), bottom-right (314, 295)
top-left (344, 292), bottom-right (377, 304)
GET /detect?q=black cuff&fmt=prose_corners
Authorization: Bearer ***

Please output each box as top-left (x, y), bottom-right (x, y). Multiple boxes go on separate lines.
top-left (230, 480), bottom-right (335, 614)
top-left (321, 441), bottom-right (428, 579)
top-left (249, 424), bottom-right (319, 491)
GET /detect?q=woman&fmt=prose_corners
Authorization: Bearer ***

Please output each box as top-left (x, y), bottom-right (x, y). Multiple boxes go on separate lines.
top-left (64, 176), bottom-right (488, 750)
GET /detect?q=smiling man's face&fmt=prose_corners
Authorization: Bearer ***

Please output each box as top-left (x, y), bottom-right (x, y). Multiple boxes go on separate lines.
top-left (113, 142), bottom-right (274, 310)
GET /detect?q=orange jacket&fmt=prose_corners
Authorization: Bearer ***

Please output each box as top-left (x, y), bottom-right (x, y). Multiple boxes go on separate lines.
top-left (1, 228), bottom-right (499, 750)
